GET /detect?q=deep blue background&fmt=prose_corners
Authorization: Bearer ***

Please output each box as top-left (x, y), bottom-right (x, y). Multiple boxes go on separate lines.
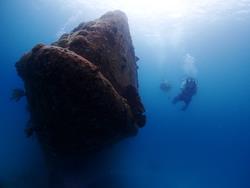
top-left (1, 1), bottom-right (250, 187)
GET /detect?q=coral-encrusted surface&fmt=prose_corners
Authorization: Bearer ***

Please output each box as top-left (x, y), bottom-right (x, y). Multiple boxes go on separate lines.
top-left (16, 10), bottom-right (145, 157)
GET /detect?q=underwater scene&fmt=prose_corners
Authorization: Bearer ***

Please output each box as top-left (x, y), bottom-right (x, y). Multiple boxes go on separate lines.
top-left (1, 0), bottom-right (250, 188)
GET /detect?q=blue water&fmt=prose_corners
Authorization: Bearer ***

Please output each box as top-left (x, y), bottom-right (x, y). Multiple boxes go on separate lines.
top-left (1, 0), bottom-right (250, 187)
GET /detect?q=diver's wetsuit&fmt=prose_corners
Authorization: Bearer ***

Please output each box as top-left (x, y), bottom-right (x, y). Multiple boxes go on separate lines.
top-left (172, 77), bottom-right (197, 111)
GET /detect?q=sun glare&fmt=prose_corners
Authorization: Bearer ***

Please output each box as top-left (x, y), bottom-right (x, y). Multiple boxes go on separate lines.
top-left (54, 0), bottom-right (250, 47)
top-left (68, 0), bottom-right (190, 20)
top-left (110, 0), bottom-right (189, 18)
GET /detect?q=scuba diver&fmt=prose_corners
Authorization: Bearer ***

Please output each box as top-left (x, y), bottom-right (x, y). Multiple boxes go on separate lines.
top-left (172, 77), bottom-right (197, 111)
top-left (160, 80), bottom-right (172, 93)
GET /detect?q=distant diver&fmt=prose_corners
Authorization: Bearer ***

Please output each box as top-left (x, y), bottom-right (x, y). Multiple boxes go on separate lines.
top-left (160, 80), bottom-right (172, 92)
top-left (172, 77), bottom-right (197, 111)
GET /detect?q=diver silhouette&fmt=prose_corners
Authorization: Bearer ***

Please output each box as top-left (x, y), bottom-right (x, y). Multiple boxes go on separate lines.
top-left (172, 77), bottom-right (197, 111)
top-left (160, 80), bottom-right (172, 93)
